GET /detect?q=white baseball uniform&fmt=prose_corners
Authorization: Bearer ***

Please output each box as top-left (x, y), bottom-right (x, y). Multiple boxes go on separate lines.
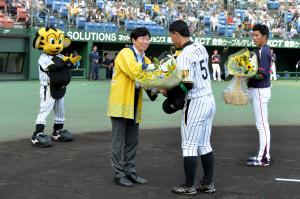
top-left (177, 41), bottom-right (216, 157)
top-left (35, 53), bottom-right (65, 125)
top-left (270, 52), bottom-right (277, 80)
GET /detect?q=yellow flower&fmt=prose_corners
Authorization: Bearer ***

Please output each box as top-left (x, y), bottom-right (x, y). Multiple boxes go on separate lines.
top-left (169, 64), bottom-right (176, 71)
top-left (240, 60), bottom-right (246, 66)
top-left (137, 71), bottom-right (147, 81)
top-left (154, 70), bottom-right (162, 76)
top-left (164, 72), bottom-right (171, 77)
top-left (246, 64), bottom-right (253, 70)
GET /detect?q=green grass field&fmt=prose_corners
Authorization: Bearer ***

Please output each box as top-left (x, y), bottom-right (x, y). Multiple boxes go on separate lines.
top-left (0, 80), bottom-right (299, 141)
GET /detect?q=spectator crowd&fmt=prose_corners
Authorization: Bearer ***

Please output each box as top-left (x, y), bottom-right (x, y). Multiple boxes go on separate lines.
top-left (1, 0), bottom-right (300, 39)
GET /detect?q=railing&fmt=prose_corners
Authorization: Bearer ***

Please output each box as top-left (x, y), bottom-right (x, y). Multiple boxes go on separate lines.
top-left (277, 71), bottom-right (300, 80)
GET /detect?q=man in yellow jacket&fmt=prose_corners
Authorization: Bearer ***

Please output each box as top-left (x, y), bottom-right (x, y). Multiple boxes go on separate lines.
top-left (107, 27), bottom-right (157, 187)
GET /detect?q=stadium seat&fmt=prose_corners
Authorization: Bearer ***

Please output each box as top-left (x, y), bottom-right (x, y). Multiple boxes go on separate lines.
top-left (144, 4), bottom-right (152, 12)
top-left (4, 18), bottom-right (14, 28)
top-left (110, 24), bottom-right (118, 32)
top-left (235, 9), bottom-right (245, 18)
top-left (268, 1), bottom-right (280, 10)
top-left (46, 16), bottom-right (57, 28)
top-left (34, 14), bottom-right (44, 25)
top-left (0, 17), bottom-right (4, 28)
top-left (157, 26), bottom-right (166, 35)
top-left (125, 20), bottom-right (134, 31)
top-left (105, 23), bottom-right (115, 32)
top-left (204, 16), bottom-right (210, 26)
top-left (58, 21), bottom-right (65, 30)
top-left (96, 23), bottom-right (105, 32)
top-left (204, 26), bottom-right (211, 36)
top-left (85, 22), bottom-right (97, 32)
top-left (285, 12), bottom-right (293, 23)
top-left (297, 22), bottom-right (300, 33)
top-left (218, 15), bottom-right (226, 25)
top-left (16, 8), bottom-right (27, 21)
top-left (60, 5), bottom-right (68, 17)
top-left (45, 0), bottom-right (54, 7)
top-left (226, 25), bottom-right (236, 37)
top-left (76, 17), bottom-right (85, 29)
top-left (52, 1), bottom-right (61, 11)
top-left (217, 25), bottom-right (226, 35)
top-left (97, 0), bottom-right (104, 10)
top-left (136, 20), bottom-right (142, 27)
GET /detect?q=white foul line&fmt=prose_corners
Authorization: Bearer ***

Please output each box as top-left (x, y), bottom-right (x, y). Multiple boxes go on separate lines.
top-left (275, 178), bottom-right (300, 182)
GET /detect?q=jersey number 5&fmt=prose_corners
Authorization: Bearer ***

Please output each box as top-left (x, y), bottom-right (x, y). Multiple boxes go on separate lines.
top-left (200, 59), bottom-right (208, 80)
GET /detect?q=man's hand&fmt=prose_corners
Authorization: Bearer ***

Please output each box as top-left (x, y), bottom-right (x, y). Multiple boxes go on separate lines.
top-left (159, 89), bottom-right (168, 97)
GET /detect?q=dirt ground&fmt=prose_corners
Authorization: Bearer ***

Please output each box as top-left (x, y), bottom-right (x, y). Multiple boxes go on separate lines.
top-left (0, 126), bottom-right (299, 199)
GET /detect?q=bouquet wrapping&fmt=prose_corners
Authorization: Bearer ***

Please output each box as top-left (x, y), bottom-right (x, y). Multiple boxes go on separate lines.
top-left (223, 48), bottom-right (258, 105)
top-left (135, 55), bottom-right (182, 89)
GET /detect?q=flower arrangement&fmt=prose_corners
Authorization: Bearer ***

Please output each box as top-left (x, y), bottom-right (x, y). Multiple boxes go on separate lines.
top-left (135, 55), bottom-right (182, 89)
top-left (223, 48), bottom-right (258, 105)
top-left (227, 48), bottom-right (257, 77)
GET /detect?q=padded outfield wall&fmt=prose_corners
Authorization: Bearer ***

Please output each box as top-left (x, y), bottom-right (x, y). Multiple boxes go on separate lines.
top-left (1, 28), bottom-right (300, 80)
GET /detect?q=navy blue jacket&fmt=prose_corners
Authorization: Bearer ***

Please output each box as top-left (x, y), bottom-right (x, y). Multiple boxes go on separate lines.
top-left (248, 44), bottom-right (271, 88)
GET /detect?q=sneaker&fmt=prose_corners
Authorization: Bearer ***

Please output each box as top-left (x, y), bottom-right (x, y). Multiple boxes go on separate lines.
top-left (172, 184), bottom-right (197, 195)
top-left (52, 129), bottom-right (73, 142)
top-left (246, 159), bottom-right (270, 167)
top-left (31, 132), bottom-right (52, 147)
top-left (248, 156), bottom-right (259, 161)
top-left (196, 181), bottom-right (216, 194)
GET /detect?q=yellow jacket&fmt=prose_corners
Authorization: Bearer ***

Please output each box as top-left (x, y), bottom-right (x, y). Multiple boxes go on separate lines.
top-left (107, 47), bottom-right (151, 123)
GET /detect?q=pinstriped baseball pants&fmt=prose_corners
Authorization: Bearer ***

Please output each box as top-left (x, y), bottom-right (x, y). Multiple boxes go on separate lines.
top-left (181, 95), bottom-right (216, 157)
top-left (35, 85), bottom-right (65, 125)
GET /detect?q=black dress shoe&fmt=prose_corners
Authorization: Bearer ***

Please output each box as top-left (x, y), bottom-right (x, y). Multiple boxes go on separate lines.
top-left (127, 174), bottom-right (148, 185)
top-left (115, 176), bottom-right (133, 187)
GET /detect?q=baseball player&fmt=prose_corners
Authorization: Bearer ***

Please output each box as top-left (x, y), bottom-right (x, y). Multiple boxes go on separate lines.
top-left (246, 24), bottom-right (272, 166)
top-left (211, 49), bottom-right (221, 81)
top-left (167, 20), bottom-right (216, 195)
top-left (270, 49), bottom-right (277, 80)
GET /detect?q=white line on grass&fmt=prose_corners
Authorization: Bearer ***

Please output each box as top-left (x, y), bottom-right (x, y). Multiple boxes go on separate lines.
top-left (275, 178), bottom-right (300, 182)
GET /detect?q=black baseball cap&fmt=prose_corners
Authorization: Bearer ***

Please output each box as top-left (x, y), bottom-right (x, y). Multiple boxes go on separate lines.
top-left (162, 97), bottom-right (185, 114)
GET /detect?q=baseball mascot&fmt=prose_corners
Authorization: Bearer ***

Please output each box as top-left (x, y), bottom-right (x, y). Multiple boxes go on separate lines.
top-left (31, 27), bottom-right (81, 147)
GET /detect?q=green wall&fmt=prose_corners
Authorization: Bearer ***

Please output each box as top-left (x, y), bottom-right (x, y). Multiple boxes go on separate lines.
top-left (1, 27), bottom-right (300, 80)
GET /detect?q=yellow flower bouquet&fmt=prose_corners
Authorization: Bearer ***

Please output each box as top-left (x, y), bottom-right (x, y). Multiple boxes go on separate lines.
top-left (135, 55), bottom-right (182, 89)
top-left (223, 48), bottom-right (258, 105)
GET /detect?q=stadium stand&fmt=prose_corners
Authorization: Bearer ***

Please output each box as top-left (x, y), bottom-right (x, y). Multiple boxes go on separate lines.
top-left (0, 0), bottom-right (300, 38)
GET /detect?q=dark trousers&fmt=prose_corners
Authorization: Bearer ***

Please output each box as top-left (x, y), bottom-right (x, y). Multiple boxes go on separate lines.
top-left (110, 117), bottom-right (139, 179)
top-left (90, 63), bottom-right (99, 80)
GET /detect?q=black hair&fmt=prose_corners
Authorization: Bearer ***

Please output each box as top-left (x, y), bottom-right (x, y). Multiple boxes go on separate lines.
top-left (169, 20), bottom-right (190, 37)
top-left (104, 52), bottom-right (108, 56)
top-left (252, 24), bottom-right (269, 39)
top-left (130, 27), bottom-right (151, 42)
